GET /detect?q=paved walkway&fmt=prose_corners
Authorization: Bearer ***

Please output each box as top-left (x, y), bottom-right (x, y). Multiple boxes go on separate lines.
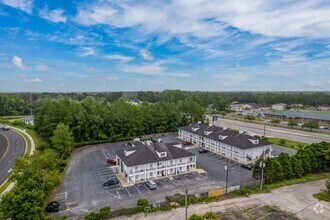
top-left (114, 179), bottom-right (330, 220)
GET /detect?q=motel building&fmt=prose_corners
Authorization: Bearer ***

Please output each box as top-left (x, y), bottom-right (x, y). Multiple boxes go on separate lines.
top-left (115, 141), bottom-right (196, 183)
top-left (178, 122), bottom-right (273, 164)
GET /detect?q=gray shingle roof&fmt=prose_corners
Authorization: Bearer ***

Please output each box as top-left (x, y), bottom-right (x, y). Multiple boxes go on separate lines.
top-left (116, 142), bottom-right (195, 167)
top-left (264, 110), bottom-right (330, 121)
top-left (179, 123), bottom-right (271, 150)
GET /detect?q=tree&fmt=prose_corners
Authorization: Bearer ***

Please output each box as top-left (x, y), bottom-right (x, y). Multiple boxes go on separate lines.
top-left (213, 98), bottom-right (229, 112)
top-left (302, 120), bottom-right (319, 131)
top-left (277, 153), bottom-right (293, 179)
top-left (219, 111), bottom-right (228, 118)
top-left (271, 118), bottom-right (280, 126)
top-left (252, 158), bottom-right (263, 179)
top-left (0, 186), bottom-right (46, 219)
top-left (288, 119), bottom-right (298, 128)
top-left (290, 155), bottom-right (304, 178)
top-left (273, 160), bottom-right (284, 182)
top-left (265, 158), bottom-right (275, 184)
top-left (244, 115), bottom-right (255, 122)
top-left (51, 123), bottom-right (74, 157)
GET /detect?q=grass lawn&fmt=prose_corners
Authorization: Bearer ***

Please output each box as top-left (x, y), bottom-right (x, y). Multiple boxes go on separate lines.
top-left (313, 191), bottom-right (330, 202)
top-left (231, 173), bottom-right (329, 196)
top-left (266, 137), bottom-right (308, 150)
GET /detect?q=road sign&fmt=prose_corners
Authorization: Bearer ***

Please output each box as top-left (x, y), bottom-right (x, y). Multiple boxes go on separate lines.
top-left (213, 115), bottom-right (218, 121)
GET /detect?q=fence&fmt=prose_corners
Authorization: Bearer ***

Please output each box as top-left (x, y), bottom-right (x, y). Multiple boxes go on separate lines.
top-left (108, 185), bottom-right (244, 218)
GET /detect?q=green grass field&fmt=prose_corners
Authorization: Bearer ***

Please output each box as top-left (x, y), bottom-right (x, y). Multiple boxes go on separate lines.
top-left (266, 137), bottom-right (308, 150)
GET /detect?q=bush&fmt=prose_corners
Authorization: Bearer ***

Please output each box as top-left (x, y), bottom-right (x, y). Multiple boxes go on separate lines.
top-left (188, 214), bottom-right (203, 220)
top-left (177, 196), bottom-right (186, 206)
top-left (279, 139), bottom-right (286, 145)
top-left (203, 211), bottom-right (217, 220)
top-left (189, 196), bottom-right (199, 204)
top-left (137, 199), bottom-right (149, 207)
top-left (98, 207), bottom-right (111, 219)
top-left (230, 187), bottom-right (252, 196)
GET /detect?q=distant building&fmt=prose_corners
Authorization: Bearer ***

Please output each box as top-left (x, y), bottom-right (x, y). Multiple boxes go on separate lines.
top-left (264, 110), bottom-right (330, 125)
top-left (178, 123), bottom-right (272, 164)
top-left (116, 141), bottom-right (196, 183)
top-left (271, 103), bottom-right (287, 111)
top-left (316, 106), bottom-right (330, 111)
top-left (21, 115), bottom-right (35, 125)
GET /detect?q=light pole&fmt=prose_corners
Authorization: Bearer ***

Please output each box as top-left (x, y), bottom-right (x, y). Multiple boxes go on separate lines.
top-left (263, 122), bottom-right (266, 137)
top-left (225, 157), bottom-right (229, 194)
top-left (185, 188), bottom-right (188, 220)
top-left (260, 149), bottom-right (266, 190)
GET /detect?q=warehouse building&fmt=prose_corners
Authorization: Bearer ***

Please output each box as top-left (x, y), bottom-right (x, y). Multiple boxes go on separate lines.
top-left (178, 123), bottom-right (272, 164)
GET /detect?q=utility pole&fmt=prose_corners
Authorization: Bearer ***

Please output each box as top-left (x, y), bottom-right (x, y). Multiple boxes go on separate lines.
top-left (225, 157), bottom-right (229, 194)
top-left (185, 188), bottom-right (188, 220)
top-left (260, 149), bottom-right (265, 190)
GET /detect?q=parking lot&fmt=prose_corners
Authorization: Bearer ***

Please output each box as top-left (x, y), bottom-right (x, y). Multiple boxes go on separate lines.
top-left (188, 147), bottom-right (256, 185)
top-left (55, 134), bottom-right (258, 217)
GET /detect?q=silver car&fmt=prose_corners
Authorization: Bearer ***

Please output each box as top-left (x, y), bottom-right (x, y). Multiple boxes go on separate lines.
top-left (145, 180), bottom-right (157, 190)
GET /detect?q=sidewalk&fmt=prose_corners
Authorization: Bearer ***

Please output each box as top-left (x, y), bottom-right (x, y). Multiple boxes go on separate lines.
top-left (113, 179), bottom-right (330, 220)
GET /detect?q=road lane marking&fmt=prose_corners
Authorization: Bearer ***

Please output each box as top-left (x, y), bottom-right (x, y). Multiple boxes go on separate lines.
top-left (125, 188), bottom-right (131, 197)
top-left (135, 185), bottom-right (141, 194)
top-left (0, 132), bottom-right (9, 162)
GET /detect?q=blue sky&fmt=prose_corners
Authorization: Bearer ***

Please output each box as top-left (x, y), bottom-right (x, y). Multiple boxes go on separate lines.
top-left (0, 0), bottom-right (330, 92)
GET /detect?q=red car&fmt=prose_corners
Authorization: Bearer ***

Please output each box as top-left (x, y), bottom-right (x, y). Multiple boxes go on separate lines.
top-left (182, 141), bottom-right (191, 146)
top-left (107, 157), bottom-right (117, 165)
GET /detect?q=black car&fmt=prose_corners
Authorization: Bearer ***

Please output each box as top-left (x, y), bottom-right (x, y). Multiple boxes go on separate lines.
top-left (199, 149), bottom-right (209, 154)
top-left (103, 179), bottom-right (119, 186)
top-left (46, 201), bottom-right (60, 213)
top-left (241, 164), bottom-right (253, 170)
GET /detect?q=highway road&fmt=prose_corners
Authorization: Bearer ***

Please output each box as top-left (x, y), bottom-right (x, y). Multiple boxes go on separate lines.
top-left (0, 129), bottom-right (26, 186)
top-left (207, 117), bottom-right (330, 144)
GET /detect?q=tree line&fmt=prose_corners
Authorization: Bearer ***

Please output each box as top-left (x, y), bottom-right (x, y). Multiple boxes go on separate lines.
top-left (1, 91), bottom-right (329, 116)
top-left (34, 96), bottom-right (205, 143)
top-left (253, 142), bottom-right (330, 184)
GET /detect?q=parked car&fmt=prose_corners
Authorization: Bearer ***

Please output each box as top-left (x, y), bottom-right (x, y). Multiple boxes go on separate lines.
top-left (107, 157), bottom-right (117, 165)
top-left (182, 141), bottom-right (191, 146)
top-left (103, 179), bottom-right (119, 186)
top-left (145, 180), bottom-right (157, 190)
top-left (241, 164), bottom-right (253, 170)
top-left (2, 125), bottom-right (9, 130)
top-left (46, 201), bottom-right (60, 213)
top-left (199, 148), bottom-right (209, 154)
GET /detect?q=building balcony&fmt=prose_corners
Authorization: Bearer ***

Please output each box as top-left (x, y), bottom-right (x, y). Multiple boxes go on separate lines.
top-left (167, 164), bottom-right (176, 168)
top-left (134, 169), bottom-right (145, 174)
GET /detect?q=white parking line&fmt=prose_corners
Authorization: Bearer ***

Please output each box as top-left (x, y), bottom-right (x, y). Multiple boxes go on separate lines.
top-left (144, 184), bottom-right (150, 192)
top-left (125, 188), bottom-right (132, 197)
top-left (135, 185), bottom-right (141, 194)
top-left (106, 190), bottom-right (121, 199)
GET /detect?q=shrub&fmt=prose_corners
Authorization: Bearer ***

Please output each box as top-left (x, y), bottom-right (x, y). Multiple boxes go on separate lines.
top-left (137, 199), bottom-right (149, 207)
top-left (279, 139), bottom-right (286, 145)
top-left (203, 211), bottom-right (217, 220)
top-left (177, 196), bottom-right (186, 206)
top-left (188, 214), bottom-right (203, 220)
top-left (98, 207), bottom-right (111, 219)
top-left (189, 196), bottom-right (199, 204)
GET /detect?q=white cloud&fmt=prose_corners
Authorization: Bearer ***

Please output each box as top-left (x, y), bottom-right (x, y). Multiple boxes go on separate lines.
top-left (12, 55), bottom-right (24, 69)
top-left (120, 62), bottom-right (193, 77)
top-left (107, 76), bottom-right (118, 81)
top-left (39, 7), bottom-right (67, 23)
top-left (140, 50), bottom-right (153, 61)
top-left (306, 80), bottom-right (322, 88)
top-left (1, 0), bottom-right (33, 14)
top-left (76, 47), bottom-right (96, 57)
top-left (74, 1), bottom-right (330, 39)
top-left (105, 54), bottom-right (134, 62)
top-left (36, 63), bottom-right (49, 71)
top-left (25, 78), bottom-right (42, 83)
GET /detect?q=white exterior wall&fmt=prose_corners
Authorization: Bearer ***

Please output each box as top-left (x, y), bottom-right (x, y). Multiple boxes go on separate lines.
top-left (178, 129), bottom-right (272, 164)
top-left (116, 155), bottom-right (197, 183)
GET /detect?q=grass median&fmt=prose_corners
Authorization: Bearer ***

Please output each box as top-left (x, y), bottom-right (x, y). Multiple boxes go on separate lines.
top-left (266, 137), bottom-right (308, 150)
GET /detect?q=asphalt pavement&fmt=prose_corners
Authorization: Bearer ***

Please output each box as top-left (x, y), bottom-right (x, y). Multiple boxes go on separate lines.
top-left (209, 117), bottom-right (330, 144)
top-left (0, 129), bottom-right (26, 186)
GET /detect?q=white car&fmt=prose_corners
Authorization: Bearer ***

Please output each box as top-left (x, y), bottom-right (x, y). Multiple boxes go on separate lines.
top-left (2, 125), bottom-right (9, 130)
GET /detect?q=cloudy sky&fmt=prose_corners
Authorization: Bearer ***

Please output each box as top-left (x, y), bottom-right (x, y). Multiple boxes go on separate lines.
top-left (0, 0), bottom-right (330, 92)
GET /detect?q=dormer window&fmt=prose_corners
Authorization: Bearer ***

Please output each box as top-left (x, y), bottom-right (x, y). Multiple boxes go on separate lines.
top-left (204, 131), bottom-right (213, 135)
top-left (192, 127), bottom-right (200, 131)
top-left (124, 150), bottom-right (136, 156)
top-left (219, 135), bottom-right (228, 140)
top-left (248, 139), bottom-right (259, 144)
top-left (156, 150), bottom-right (167, 158)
